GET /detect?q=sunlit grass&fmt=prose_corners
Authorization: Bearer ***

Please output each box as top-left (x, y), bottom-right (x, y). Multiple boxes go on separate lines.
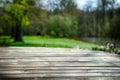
top-left (10, 36), bottom-right (99, 49)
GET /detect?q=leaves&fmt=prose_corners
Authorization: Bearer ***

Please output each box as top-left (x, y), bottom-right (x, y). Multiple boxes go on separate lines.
top-left (9, 0), bottom-right (29, 27)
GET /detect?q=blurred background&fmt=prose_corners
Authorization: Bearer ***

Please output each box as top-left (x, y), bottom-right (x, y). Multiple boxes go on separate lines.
top-left (0, 0), bottom-right (120, 48)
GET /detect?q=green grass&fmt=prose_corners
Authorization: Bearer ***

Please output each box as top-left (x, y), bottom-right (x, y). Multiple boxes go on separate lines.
top-left (10, 36), bottom-right (99, 49)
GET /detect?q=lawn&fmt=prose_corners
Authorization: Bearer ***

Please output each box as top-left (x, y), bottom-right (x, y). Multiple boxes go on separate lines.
top-left (10, 36), bottom-right (99, 49)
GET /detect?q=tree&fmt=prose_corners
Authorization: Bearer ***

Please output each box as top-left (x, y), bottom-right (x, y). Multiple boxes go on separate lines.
top-left (93, 0), bottom-right (116, 37)
top-left (26, 0), bottom-right (36, 5)
top-left (0, 0), bottom-right (12, 36)
top-left (47, 0), bottom-right (77, 15)
top-left (109, 7), bottom-right (120, 41)
top-left (9, 0), bottom-right (29, 42)
top-left (59, 0), bottom-right (77, 15)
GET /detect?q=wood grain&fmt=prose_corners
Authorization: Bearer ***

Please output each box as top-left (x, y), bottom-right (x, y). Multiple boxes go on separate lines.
top-left (0, 47), bottom-right (120, 80)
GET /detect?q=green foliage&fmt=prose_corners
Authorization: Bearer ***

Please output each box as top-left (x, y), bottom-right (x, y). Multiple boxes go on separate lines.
top-left (109, 8), bottom-right (120, 40)
top-left (0, 1), bottom-right (12, 35)
top-left (1, 0), bottom-right (119, 42)
top-left (0, 0), bottom-right (29, 42)
top-left (10, 0), bottom-right (29, 27)
top-left (45, 15), bottom-right (78, 38)
top-left (26, 0), bottom-right (36, 5)
top-left (0, 13), bottom-right (11, 35)
top-left (6, 0), bottom-right (30, 42)
top-left (0, 36), bottom-right (10, 46)
top-left (59, 0), bottom-right (77, 15)
top-left (23, 6), bottom-right (48, 35)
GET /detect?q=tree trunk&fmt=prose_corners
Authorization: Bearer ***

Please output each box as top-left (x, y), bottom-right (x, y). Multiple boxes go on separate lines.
top-left (14, 20), bottom-right (23, 42)
top-left (11, 26), bottom-right (15, 38)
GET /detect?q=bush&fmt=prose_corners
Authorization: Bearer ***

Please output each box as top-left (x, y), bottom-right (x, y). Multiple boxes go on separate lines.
top-left (92, 47), bottom-right (99, 50)
top-left (46, 15), bottom-right (78, 38)
top-left (0, 36), bottom-right (10, 46)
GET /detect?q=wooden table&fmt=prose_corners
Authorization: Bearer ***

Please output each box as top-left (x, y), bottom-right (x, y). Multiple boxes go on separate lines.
top-left (0, 47), bottom-right (120, 80)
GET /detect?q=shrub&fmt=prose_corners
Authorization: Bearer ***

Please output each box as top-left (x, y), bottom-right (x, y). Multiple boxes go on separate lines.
top-left (46, 15), bottom-right (78, 38)
top-left (0, 36), bottom-right (10, 46)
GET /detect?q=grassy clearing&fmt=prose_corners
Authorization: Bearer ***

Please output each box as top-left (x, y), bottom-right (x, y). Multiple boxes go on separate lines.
top-left (10, 36), bottom-right (99, 49)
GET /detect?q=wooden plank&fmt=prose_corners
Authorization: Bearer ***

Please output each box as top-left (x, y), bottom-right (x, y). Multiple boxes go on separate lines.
top-left (0, 47), bottom-right (120, 78)
top-left (0, 67), bottom-right (120, 70)
top-left (0, 47), bottom-right (109, 54)
top-left (0, 70), bottom-right (120, 74)
top-left (0, 59), bottom-right (120, 63)
top-left (0, 62), bottom-right (120, 67)
top-left (1, 77), bottom-right (119, 80)
top-left (0, 60), bottom-right (120, 63)
top-left (1, 73), bottom-right (120, 78)
top-left (0, 54), bottom-right (119, 57)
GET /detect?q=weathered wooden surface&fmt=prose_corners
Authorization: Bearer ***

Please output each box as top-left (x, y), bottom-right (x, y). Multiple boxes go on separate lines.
top-left (0, 47), bottom-right (120, 80)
